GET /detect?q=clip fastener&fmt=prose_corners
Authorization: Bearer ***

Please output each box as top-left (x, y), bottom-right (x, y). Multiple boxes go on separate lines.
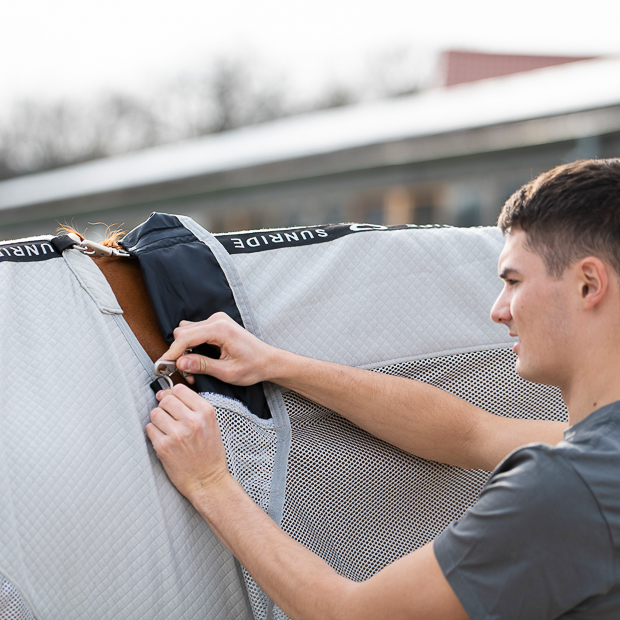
top-left (153, 360), bottom-right (177, 389)
top-left (67, 234), bottom-right (131, 258)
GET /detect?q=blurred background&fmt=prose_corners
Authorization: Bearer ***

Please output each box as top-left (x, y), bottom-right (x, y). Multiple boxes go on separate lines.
top-left (1, 0), bottom-right (619, 240)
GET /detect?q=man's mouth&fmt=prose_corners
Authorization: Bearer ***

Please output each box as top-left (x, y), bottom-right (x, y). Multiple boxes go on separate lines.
top-left (508, 331), bottom-right (519, 353)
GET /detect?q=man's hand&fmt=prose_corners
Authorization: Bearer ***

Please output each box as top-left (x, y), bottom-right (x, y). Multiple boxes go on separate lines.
top-left (161, 312), bottom-right (279, 387)
top-left (145, 384), bottom-right (230, 501)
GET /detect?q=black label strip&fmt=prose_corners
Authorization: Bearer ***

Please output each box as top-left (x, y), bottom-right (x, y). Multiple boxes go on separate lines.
top-left (216, 223), bottom-right (447, 255)
top-left (0, 240), bottom-right (61, 263)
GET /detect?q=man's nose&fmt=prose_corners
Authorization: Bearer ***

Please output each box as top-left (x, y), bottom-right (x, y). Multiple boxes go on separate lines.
top-left (490, 289), bottom-right (511, 324)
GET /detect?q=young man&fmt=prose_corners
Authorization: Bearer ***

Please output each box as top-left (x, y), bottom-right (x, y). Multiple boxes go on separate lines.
top-left (146, 159), bottom-right (620, 619)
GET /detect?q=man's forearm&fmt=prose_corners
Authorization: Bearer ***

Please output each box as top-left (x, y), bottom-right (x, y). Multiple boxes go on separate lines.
top-left (190, 473), bottom-right (467, 620)
top-left (268, 349), bottom-right (565, 471)
top-left (193, 474), bottom-right (355, 620)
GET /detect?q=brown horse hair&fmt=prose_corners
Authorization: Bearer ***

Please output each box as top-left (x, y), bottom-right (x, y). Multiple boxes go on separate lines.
top-left (56, 223), bottom-right (126, 249)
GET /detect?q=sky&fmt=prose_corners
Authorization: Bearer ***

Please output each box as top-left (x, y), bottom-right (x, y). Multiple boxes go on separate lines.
top-left (2, 0), bottom-right (620, 112)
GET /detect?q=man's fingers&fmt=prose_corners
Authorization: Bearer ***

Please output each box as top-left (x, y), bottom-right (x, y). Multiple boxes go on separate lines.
top-left (148, 387), bottom-right (217, 442)
top-left (149, 406), bottom-right (179, 435)
top-left (156, 385), bottom-right (205, 419)
top-left (155, 313), bottom-right (252, 383)
top-left (155, 384), bottom-right (216, 417)
top-left (164, 322), bottom-right (226, 361)
top-left (145, 421), bottom-right (166, 444)
top-left (165, 383), bottom-right (215, 411)
top-left (176, 353), bottom-right (217, 376)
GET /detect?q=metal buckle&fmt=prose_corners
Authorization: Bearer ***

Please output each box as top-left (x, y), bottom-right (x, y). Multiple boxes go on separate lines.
top-left (153, 360), bottom-right (176, 389)
top-left (153, 348), bottom-right (193, 388)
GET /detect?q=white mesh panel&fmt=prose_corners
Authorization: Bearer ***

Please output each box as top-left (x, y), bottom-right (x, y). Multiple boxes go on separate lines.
top-left (266, 347), bottom-right (567, 619)
top-left (0, 578), bottom-right (35, 620)
top-left (372, 347), bottom-right (567, 422)
top-left (206, 395), bottom-right (278, 620)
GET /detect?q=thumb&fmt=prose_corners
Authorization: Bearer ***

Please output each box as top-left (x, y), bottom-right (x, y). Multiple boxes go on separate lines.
top-left (176, 354), bottom-right (218, 377)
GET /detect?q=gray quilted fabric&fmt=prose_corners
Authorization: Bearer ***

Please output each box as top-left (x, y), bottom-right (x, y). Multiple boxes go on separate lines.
top-left (0, 247), bottom-right (252, 620)
top-left (230, 226), bottom-right (513, 367)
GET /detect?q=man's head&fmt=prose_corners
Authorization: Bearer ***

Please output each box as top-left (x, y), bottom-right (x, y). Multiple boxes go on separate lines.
top-left (491, 159), bottom-right (620, 392)
top-left (498, 158), bottom-right (620, 278)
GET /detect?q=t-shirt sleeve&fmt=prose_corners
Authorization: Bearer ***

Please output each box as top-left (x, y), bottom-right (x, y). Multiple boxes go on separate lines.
top-left (433, 445), bottom-right (614, 620)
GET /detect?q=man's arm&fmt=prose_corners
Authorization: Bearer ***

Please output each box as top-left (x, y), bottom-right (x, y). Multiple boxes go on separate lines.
top-left (161, 313), bottom-right (565, 471)
top-left (146, 385), bottom-right (468, 620)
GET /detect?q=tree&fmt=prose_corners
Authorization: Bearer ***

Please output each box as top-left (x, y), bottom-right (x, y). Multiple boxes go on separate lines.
top-left (0, 49), bottom-right (431, 179)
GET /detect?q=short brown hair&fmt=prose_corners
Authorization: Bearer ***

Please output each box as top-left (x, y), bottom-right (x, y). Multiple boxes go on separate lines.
top-left (498, 159), bottom-right (620, 277)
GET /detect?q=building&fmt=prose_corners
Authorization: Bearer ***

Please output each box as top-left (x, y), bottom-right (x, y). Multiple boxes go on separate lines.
top-left (0, 55), bottom-right (619, 240)
top-left (437, 50), bottom-right (598, 87)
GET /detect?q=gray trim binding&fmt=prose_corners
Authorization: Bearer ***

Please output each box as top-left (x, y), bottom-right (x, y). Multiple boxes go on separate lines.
top-left (177, 216), bottom-right (292, 528)
top-left (62, 249), bottom-right (123, 315)
top-left (112, 314), bottom-right (158, 381)
top-left (61, 245), bottom-right (157, 382)
top-left (358, 341), bottom-right (518, 371)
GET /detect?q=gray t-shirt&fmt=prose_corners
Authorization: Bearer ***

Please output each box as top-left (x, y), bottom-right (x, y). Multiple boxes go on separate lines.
top-left (434, 401), bottom-right (620, 619)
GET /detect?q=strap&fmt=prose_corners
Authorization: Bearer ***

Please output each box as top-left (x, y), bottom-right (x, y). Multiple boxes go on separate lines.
top-left (50, 235), bottom-right (79, 253)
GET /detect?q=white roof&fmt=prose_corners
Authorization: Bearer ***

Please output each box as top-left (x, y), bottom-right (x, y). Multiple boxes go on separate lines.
top-left (1, 56), bottom-right (620, 211)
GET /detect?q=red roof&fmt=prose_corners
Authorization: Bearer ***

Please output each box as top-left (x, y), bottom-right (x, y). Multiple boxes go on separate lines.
top-left (441, 50), bottom-right (599, 87)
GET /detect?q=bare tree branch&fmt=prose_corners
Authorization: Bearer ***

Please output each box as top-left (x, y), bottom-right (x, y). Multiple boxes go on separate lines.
top-left (0, 49), bottom-right (431, 179)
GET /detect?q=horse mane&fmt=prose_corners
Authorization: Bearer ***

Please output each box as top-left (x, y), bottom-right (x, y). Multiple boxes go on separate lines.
top-left (56, 224), bottom-right (126, 250)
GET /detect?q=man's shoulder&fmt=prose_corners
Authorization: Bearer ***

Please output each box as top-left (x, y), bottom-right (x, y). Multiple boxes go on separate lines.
top-left (498, 401), bottom-right (620, 487)
top-left (562, 400), bottom-right (620, 454)
top-left (484, 407), bottom-right (620, 554)
top-left (558, 401), bottom-right (620, 544)
top-left (485, 441), bottom-right (590, 514)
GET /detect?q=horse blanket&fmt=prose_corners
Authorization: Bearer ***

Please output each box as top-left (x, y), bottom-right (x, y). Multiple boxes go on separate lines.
top-left (0, 216), bottom-right (568, 620)
top-left (0, 236), bottom-right (252, 620)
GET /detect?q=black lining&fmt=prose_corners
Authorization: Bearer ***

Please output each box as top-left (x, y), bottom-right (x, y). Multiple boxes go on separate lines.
top-left (122, 213), bottom-right (271, 419)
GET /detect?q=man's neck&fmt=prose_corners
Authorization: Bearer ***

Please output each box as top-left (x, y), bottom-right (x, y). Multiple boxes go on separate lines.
top-left (563, 359), bottom-right (620, 426)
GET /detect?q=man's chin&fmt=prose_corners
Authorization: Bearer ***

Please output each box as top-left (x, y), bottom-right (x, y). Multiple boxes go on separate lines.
top-left (515, 358), bottom-right (534, 382)
top-left (515, 359), bottom-right (556, 387)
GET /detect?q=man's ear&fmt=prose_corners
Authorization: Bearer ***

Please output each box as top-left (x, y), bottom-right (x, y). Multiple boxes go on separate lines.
top-left (577, 257), bottom-right (608, 309)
